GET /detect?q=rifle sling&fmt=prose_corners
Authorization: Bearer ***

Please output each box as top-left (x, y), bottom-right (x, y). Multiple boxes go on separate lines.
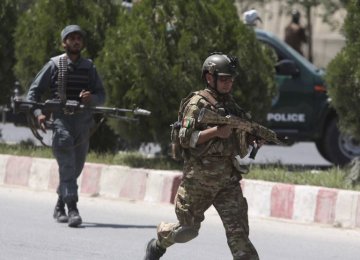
top-left (197, 90), bottom-right (219, 109)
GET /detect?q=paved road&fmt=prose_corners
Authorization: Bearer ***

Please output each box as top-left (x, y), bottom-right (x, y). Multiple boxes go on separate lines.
top-left (1, 186), bottom-right (359, 260)
top-left (0, 123), bottom-right (331, 167)
top-left (244, 142), bottom-right (331, 167)
top-left (0, 123), bottom-right (52, 146)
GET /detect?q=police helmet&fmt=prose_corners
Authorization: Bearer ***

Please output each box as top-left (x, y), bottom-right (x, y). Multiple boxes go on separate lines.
top-left (291, 10), bottom-right (301, 22)
top-left (201, 52), bottom-right (238, 79)
top-left (243, 9), bottom-right (262, 26)
top-left (61, 25), bottom-right (85, 42)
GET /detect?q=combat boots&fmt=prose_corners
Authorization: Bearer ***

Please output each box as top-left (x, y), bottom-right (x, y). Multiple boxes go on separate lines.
top-left (144, 238), bottom-right (166, 260)
top-left (53, 196), bottom-right (68, 223)
top-left (66, 201), bottom-right (82, 227)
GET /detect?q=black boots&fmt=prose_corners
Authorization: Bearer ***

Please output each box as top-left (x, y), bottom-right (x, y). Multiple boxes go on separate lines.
top-left (53, 197), bottom-right (82, 227)
top-left (53, 196), bottom-right (68, 223)
top-left (144, 239), bottom-right (166, 260)
top-left (67, 201), bottom-right (82, 227)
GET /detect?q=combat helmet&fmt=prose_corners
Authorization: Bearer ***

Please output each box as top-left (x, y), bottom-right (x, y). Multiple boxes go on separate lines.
top-left (201, 52), bottom-right (238, 80)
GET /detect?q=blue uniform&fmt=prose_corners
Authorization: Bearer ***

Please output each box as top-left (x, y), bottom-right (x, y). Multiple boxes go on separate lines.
top-left (27, 53), bottom-right (105, 203)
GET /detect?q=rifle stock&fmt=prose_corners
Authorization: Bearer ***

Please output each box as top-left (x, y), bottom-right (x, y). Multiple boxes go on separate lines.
top-left (198, 108), bottom-right (283, 145)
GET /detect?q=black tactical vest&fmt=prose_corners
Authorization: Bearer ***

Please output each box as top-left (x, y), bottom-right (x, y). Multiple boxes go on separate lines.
top-left (51, 54), bottom-right (91, 101)
top-left (65, 65), bottom-right (90, 101)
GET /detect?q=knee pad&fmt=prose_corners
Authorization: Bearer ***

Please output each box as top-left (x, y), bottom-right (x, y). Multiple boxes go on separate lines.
top-left (173, 226), bottom-right (198, 243)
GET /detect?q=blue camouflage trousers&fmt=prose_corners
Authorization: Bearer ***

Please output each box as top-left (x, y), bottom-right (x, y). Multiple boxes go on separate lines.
top-left (52, 112), bottom-right (93, 203)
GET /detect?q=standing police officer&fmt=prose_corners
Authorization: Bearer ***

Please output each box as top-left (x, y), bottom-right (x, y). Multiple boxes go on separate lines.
top-left (27, 25), bottom-right (105, 227)
top-left (284, 10), bottom-right (307, 55)
top-left (144, 53), bottom-right (262, 259)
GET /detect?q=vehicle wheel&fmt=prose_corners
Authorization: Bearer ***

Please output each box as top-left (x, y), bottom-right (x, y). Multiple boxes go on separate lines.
top-left (315, 139), bottom-right (331, 162)
top-left (323, 118), bottom-right (360, 166)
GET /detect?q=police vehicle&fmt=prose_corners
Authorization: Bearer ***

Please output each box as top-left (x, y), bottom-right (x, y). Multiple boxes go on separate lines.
top-left (256, 29), bottom-right (360, 165)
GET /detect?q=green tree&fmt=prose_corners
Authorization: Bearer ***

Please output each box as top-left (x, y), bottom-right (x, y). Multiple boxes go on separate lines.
top-left (98, 0), bottom-right (276, 152)
top-left (326, 0), bottom-right (360, 139)
top-left (326, 0), bottom-right (360, 183)
top-left (14, 0), bottom-right (119, 91)
top-left (0, 1), bottom-right (18, 105)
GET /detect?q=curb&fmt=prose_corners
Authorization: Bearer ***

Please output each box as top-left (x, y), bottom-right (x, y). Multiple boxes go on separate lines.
top-left (1, 154), bottom-right (359, 229)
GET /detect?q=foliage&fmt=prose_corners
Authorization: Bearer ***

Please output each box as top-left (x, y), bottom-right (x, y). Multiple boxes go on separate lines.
top-left (0, 1), bottom-right (18, 105)
top-left (98, 0), bottom-right (276, 152)
top-left (0, 142), bottom-right (52, 158)
top-left (89, 116), bottom-right (120, 153)
top-left (0, 142), bottom-right (359, 191)
top-left (326, 0), bottom-right (360, 139)
top-left (87, 151), bottom-right (183, 170)
top-left (14, 0), bottom-right (119, 91)
top-left (248, 165), bottom-right (359, 191)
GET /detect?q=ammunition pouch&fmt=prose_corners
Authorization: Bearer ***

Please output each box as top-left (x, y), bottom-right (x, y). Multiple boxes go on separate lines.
top-left (170, 121), bottom-right (183, 161)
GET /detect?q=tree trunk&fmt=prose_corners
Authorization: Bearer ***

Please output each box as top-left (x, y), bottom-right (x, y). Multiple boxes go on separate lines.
top-left (306, 6), bottom-right (313, 62)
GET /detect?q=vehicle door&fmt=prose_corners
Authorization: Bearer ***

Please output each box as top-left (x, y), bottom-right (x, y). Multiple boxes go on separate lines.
top-left (257, 33), bottom-right (318, 139)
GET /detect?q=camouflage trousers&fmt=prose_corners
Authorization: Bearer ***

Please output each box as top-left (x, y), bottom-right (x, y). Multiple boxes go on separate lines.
top-left (156, 159), bottom-right (259, 260)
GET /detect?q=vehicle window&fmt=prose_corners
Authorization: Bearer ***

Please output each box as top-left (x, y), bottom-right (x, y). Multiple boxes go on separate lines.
top-left (259, 34), bottom-right (319, 72)
top-left (259, 41), bottom-right (286, 62)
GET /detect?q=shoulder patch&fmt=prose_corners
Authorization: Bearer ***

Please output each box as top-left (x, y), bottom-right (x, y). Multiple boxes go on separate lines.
top-left (182, 117), bottom-right (195, 128)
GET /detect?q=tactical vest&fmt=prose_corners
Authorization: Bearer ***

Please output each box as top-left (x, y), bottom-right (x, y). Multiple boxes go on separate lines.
top-left (50, 54), bottom-right (91, 101)
top-left (170, 89), bottom-right (222, 161)
top-left (170, 89), bottom-right (251, 161)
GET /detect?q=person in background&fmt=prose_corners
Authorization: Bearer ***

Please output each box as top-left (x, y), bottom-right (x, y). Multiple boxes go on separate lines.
top-left (284, 9), bottom-right (307, 55)
top-left (27, 25), bottom-right (105, 227)
top-left (243, 9), bottom-right (262, 27)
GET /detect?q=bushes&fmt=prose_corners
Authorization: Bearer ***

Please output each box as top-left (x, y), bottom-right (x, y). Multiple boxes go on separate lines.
top-left (326, 0), bottom-right (360, 139)
top-left (12, 0), bottom-right (275, 153)
top-left (98, 0), bottom-right (276, 152)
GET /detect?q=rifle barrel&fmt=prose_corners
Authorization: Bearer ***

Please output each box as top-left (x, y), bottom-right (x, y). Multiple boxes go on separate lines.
top-left (13, 98), bottom-right (151, 117)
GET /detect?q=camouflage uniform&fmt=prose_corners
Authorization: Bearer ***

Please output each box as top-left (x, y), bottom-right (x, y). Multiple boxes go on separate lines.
top-left (156, 88), bottom-right (259, 260)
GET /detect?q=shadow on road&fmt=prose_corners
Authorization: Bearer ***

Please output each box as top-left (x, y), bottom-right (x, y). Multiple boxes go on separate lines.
top-left (255, 162), bottom-right (333, 171)
top-left (82, 222), bottom-right (157, 229)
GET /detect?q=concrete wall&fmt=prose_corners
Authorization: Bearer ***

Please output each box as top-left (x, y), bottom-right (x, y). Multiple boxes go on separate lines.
top-left (1, 154), bottom-right (360, 229)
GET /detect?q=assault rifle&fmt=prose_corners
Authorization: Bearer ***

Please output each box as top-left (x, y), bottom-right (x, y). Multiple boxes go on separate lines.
top-left (12, 98), bottom-right (151, 146)
top-left (197, 108), bottom-right (284, 159)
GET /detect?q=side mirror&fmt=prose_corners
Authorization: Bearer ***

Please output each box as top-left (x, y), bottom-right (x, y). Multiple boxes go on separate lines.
top-left (275, 59), bottom-right (299, 77)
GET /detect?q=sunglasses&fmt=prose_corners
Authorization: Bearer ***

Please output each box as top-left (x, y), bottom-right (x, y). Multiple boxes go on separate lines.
top-left (218, 75), bottom-right (235, 82)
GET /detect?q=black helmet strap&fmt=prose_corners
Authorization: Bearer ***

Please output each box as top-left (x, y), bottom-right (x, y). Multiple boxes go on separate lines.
top-left (206, 70), bottom-right (223, 96)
